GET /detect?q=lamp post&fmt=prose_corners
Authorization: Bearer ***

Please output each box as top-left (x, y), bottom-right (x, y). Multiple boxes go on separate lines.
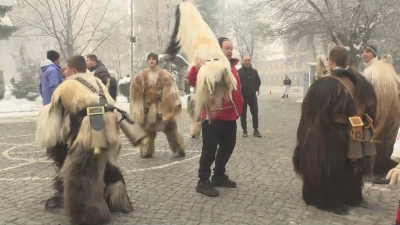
top-left (130, 0), bottom-right (136, 76)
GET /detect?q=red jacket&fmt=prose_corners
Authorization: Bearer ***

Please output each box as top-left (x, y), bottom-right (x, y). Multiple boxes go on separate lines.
top-left (187, 58), bottom-right (244, 121)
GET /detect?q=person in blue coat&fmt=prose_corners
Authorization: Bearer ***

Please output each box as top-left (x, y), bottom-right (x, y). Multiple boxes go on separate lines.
top-left (39, 50), bottom-right (63, 105)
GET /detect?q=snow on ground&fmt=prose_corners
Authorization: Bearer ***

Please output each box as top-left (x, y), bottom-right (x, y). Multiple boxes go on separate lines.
top-left (0, 89), bottom-right (190, 118)
top-left (0, 84), bottom-right (303, 118)
top-left (0, 87), bottom-right (43, 117)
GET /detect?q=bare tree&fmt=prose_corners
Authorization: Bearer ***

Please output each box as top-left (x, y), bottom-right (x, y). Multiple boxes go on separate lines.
top-left (259, 0), bottom-right (400, 67)
top-left (11, 0), bottom-right (124, 59)
top-left (137, 0), bottom-right (180, 53)
top-left (225, 0), bottom-right (272, 61)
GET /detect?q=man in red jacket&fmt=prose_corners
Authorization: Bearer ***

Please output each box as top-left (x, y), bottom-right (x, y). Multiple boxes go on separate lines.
top-left (188, 37), bottom-right (244, 197)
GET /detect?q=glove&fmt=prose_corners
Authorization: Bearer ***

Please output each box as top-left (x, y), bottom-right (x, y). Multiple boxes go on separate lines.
top-left (386, 164), bottom-right (400, 186)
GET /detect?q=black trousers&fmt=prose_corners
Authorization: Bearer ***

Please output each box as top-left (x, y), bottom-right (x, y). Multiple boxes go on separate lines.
top-left (198, 120), bottom-right (237, 180)
top-left (240, 95), bottom-right (258, 131)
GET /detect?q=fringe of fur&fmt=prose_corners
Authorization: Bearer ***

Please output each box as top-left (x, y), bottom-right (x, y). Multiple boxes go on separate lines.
top-left (363, 60), bottom-right (400, 136)
top-left (316, 54), bottom-right (329, 78)
top-left (381, 54), bottom-right (394, 65)
top-left (104, 181), bottom-right (132, 213)
top-left (129, 72), bottom-right (145, 125)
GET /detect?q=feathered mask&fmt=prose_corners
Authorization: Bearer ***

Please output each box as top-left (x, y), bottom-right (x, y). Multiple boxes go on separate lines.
top-left (164, 1), bottom-right (237, 120)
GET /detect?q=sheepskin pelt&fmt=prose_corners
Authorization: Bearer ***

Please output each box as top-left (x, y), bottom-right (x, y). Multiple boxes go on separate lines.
top-left (165, 1), bottom-right (237, 119)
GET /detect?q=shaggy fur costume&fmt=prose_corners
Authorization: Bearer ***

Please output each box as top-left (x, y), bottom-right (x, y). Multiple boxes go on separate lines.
top-left (165, 1), bottom-right (237, 120)
top-left (293, 69), bottom-right (377, 214)
top-left (36, 72), bottom-right (133, 225)
top-left (363, 57), bottom-right (400, 176)
top-left (129, 67), bottom-right (185, 158)
top-left (187, 95), bottom-right (201, 138)
top-left (316, 54), bottom-right (329, 78)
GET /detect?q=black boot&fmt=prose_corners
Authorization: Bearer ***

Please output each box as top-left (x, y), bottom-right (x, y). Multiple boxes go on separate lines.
top-left (253, 129), bottom-right (262, 137)
top-left (243, 130), bottom-right (248, 137)
top-left (282, 95), bottom-right (285, 98)
top-left (196, 179), bottom-right (219, 197)
top-left (211, 175), bottom-right (237, 188)
top-left (286, 95), bottom-right (288, 98)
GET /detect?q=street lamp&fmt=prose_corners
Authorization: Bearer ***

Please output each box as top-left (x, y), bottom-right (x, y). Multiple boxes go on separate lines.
top-left (130, 0), bottom-right (135, 77)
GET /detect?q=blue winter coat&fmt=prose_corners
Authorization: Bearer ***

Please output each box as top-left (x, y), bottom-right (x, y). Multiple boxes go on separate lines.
top-left (39, 59), bottom-right (63, 105)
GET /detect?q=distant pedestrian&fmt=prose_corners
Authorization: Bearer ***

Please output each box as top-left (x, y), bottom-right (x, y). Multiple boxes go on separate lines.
top-left (282, 74), bottom-right (291, 98)
top-left (86, 54), bottom-right (117, 100)
top-left (39, 50), bottom-right (63, 105)
top-left (238, 56), bottom-right (262, 137)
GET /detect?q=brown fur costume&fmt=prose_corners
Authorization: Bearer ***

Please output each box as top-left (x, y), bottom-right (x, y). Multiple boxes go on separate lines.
top-left (363, 57), bottom-right (400, 176)
top-left (36, 72), bottom-right (133, 224)
top-left (129, 67), bottom-right (185, 158)
top-left (293, 68), bottom-right (377, 214)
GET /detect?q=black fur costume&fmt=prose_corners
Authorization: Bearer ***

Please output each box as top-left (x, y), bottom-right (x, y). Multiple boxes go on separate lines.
top-left (293, 68), bottom-right (377, 214)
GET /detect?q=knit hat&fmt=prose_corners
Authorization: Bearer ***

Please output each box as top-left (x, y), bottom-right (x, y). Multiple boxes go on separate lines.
top-left (47, 50), bottom-right (60, 62)
top-left (147, 52), bottom-right (158, 65)
top-left (364, 44), bottom-right (377, 57)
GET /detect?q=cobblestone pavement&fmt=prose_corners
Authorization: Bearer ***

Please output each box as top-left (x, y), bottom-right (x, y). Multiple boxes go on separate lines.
top-left (0, 86), bottom-right (399, 225)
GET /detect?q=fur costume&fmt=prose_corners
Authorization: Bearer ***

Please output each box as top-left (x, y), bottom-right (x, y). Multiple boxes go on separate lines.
top-left (363, 57), bottom-right (400, 176)
top-left (165, 1), bottom-right (238, 120)
top-left (187, 94), bottom-right (201, 138)
top-left (293, 68), bottom-right (377, 214)
top-left (129, 67), bottom-right (185, 158)
top-left (36, 72), bottom-right (145, 224)
top-left (316, 54), bottom-right (330, 78)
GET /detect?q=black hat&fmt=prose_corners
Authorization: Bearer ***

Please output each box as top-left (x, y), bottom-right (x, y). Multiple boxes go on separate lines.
top-left (364, 44), bottom-right (377, 57)
top-left (47, 50), bottom-right (60, 62)
top-left (147, 52), bottom-right (158, 65)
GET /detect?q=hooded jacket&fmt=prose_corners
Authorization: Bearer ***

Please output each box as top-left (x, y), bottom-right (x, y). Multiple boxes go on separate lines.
top-left (89, 61), bottom-right (111, 85)
top-left (39, 59), bottom-right (63, 105)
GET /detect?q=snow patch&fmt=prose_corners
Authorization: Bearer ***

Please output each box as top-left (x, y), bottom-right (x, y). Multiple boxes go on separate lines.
top-left (0, 87), bottom-right (42, 114)
top-left (118, 77), bottom-right (131, 85)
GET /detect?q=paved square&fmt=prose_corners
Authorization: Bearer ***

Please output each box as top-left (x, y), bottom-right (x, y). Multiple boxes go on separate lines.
top-left (0, 86), bottom-right (399, 225)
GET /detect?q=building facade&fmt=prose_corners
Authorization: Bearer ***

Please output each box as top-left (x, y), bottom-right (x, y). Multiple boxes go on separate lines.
top-left (255, 52), bottom-right (315, 86)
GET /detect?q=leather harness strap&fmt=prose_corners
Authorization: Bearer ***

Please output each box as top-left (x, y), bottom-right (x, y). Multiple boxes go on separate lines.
top-left (76, 78), bottom-right (108, 106)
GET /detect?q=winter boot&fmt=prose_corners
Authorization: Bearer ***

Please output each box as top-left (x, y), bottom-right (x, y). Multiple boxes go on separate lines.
top-left (211, 175), bottom-right (237, 188)
top-left (196, 179), bottom-right (219, 197)
top-left (253, 129), bottom-right (262, 137)
top-left (243, 130), bottom-right (248, 137)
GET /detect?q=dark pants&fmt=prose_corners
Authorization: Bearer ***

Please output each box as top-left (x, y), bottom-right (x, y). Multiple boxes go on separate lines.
top-left (198, 120), bottom-right (237, 180)
top-left (240, 95), bottom-right (258, 131)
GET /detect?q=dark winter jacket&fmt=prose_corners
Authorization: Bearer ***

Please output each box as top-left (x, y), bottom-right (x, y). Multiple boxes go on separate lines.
top-left (39, 59), bottom-right (63, 105)
top-left (89, 61), bottom-right (110, 85)
top-left (238, 66), bottom-right (261, 96)
top-left (283, 79), bottom-right (292, 86)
